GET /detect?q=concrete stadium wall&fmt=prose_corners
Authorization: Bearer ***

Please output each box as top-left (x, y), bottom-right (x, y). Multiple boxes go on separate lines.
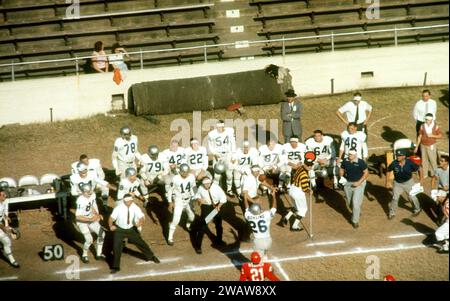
top-left (0, 42), bottom-right (448, 125)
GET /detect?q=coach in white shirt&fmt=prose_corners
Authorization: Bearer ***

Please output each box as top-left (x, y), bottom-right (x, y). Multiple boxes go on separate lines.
top-left (413, 89), bottom-right (437, 136)
top-left (191, 177), bottom-right (227, 254)
top-left (336, 92), bottom-right (373, 136)
top-left (109, 194), bottom-right (159, 273)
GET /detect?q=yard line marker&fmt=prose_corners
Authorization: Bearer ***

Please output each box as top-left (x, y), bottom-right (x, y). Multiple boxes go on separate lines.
top-left (92, 243), bottom-right (427, 281)
top-left (268, 243), bottom-right (426, 265)
top-left (272, 256), bottom-right (290, 281)
top-left (306, 240), bottom-right (345, 247)
top-left (388, 233), bottom-right (429, 239)
top-left (136, 257), bottom-right (181, 265)
top-left (0, 276), bottom-right (18, 281)
top-left (54, 267), bottom-right (99, 275)
top-left (224, 248), bottom-right (253, 255)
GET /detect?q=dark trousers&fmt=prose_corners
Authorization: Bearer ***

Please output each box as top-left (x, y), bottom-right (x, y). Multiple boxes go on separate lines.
top-left (416, 120), bottom-right (424, 136)
top-left (192, 205), bottom-right (223, 250)
top-left (112, 227), bottom-right (154, 269)
top-left (356, 123), bottom-right (368, 137)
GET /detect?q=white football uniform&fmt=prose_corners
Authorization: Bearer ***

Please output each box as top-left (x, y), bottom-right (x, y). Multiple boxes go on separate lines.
top-left (112, 135), bottom-right (141, 178)
top-left (340, 130), bottom-right (368, 160)
top-left (0, 199), bottom-right (16, 265)
top-left (245, 207), bottom-right (277, 256)
top-left (232, 147), bottom-right (259, 195)
top-left (139, 153), bottom-right (169, 197)
top-left (185, 146), bottom-right (209, 176)
top-left (282, 142), bottom-right (307, 166)
top-left (75, 194), bottom-right (104, 257)
top-left (168, 174), bottom-right (197, 242)
top-left (258, 144), bottom-right (284, 173)
top-left (117, 178), bottom-right (141, 205)
top-left (70, 171), bottom-right (109, 197)
top-left (305, 136), bottom-right (335, 162)
top-left (208, 128), bottom-right (236, 192)
top-left (71, 159), bottom-right (105, 180)
top-left (162, 147), bottom-right (187, 171)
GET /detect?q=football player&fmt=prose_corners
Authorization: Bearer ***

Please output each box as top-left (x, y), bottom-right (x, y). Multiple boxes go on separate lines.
top-left (0, 188), bottom-right (19, 268)
top-left (258, 138), bottom-right (284, 189)
top-left (162, 139), bottom-right (186, 201)
top-left (71, 154), bottom-right (105, 180)
top-left (112, 126), bottom-right (142, 179)
top-left (139, 145), bottom-right (169, 206)
top-left (240, 251), bottom-right (280, 281)
top-left (280, 135), bottom-right (306, 190)
top-left (231, 140), bottom-right (259, 196)
top-left (338, 122), bottom-right (368, 163)
top-left (117, 167), bottom-right (145, 207)
top-left (185, 138), bottom-right (209, 181)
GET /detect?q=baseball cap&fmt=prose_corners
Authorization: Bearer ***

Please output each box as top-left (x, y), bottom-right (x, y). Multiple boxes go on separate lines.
top-left (396, 149), bottom-right (406, 156)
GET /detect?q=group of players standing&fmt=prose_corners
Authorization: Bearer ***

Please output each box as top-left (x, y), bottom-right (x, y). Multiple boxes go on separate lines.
top-left (66, 115), bottom-right (370, 274)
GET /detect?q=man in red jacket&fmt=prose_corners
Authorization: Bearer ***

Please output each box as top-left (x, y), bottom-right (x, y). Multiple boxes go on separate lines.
top-left (239, 251), bottom-right (280, 281)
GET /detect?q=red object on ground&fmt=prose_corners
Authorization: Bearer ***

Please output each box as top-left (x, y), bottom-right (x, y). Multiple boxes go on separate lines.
top-left (227, 103), bottom-right (242, 112)
top-left (383, 274), bottom-right (396, 281)
top-left (409, 155), bottom-right (422, 166)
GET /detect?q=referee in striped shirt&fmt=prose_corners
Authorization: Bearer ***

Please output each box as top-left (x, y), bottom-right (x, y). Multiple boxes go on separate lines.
top-left (280, 160), bottom-right (314, 231)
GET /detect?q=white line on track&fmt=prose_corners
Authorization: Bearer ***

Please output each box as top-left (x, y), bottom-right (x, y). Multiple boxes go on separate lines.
top-left (388, 233), bottom-right (429, 239)
top-left (92, 243), bottom-right (427, 281)
top-left (306, 240), bottom-right (346, 247)
top-left (136, 257), bottom-right (181, 265)
top-left (224, 248), bottom-right (254, 255)
top-left (54, 267), bottom-right (100, 275)
top-left (0, 276), bottom-right (18, 281)
top-left (268, 243), bottom-right (426, 264)
top-left (272, 256), bottom-right (290, 281)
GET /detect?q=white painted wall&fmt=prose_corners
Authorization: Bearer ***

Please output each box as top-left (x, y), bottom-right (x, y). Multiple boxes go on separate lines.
top-left (0, 42), bottom-right (448, 125)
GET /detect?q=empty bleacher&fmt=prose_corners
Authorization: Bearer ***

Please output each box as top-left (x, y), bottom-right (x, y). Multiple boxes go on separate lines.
top-left (0, 0), bottom-right (221, 80)
top-left (250, 0), bottom-right (449, 55)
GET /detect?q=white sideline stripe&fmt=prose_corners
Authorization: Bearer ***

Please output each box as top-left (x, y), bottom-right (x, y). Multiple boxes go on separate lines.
top-left (272, 256), bottom-right (290, 281)
top-left (54, 267), bottom-right (100, 275)
top-left (306, 240), bottom-right (346, 247)
top-left (368, 115), bottom-right (392, 130)
top-left (267, 243), bottom-right (426, 265)
top-left (0, 276), bottom-right (18, 281)
top-left (368, 146), bottom-right (391, 150)
top-left (136, 257), bottom-right (181, 265)
top-left (388, 233), bottom-right (429, 239)
top-left (93, 243), bottom-right (426, 281)
top-left (224, 248), bottom-right (254, 255)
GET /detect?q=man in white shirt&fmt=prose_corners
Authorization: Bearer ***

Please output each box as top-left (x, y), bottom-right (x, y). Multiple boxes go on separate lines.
top-left (0, 188), bottom-right (19, 268)
top-left (167, 164), bottom-right (197, 246)
top-left (336, 92), bottom-right (373, 136)
top-left (112, 126), bottom-right (142, 179)
top-left (109, 194), bottom-right (160, 274)
top-left (413, 89), bottom-right (437, 136)
top-left (208, 120), bottom-right (236, 195)
top-left (71, 154), bottom-right (105, 180)
top-left (231, 140), bottom-right (259, 196)
top-left (191, 177), bottom-right (227, 254)
top-left (75, 183), bottom-right (105, 263)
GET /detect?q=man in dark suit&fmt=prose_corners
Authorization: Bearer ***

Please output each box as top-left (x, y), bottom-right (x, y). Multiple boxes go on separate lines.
top-left (281, 89), bottom-right (302, 143)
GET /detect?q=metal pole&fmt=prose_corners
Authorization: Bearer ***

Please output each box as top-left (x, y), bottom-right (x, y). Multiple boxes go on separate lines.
top-left (331, 31), bottom-right (335, 52)
top-left (423, 72), bottom-right (428, 86)
top-left (394, 26), bottom-right (398, 46)
top-left (203, 43), bottom-right (208, 63)
top-left (75, 57), bottom-right (79, 75)
top-left (282, 35), bottom-right (286, 57)
top-left (331, 78), bottom-right (334, 94)
top-left (50, 108), bottom-right (53, 123)
top-left (11, 61), bottom-right (15, 82)
top-left (139, 49), bottom-right (143, 70)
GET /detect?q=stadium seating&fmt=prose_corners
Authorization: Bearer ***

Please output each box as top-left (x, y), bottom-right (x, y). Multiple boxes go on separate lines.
top-left (0, 0), bottom-right (220, 80)
top-left (251, 0), bottom-right (449, 55)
